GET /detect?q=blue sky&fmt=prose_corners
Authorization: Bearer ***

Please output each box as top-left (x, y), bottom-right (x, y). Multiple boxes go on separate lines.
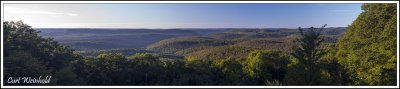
top-left (4, 3), bottom-right (362, 28)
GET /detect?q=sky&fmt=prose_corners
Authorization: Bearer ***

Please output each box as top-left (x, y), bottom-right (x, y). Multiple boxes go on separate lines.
top-left (3, 3), bottom-right (363, 28)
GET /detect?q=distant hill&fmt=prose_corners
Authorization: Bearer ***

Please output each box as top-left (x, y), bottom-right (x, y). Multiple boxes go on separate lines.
top-left (35, 28), bottom-right (230, 51)
top-left (147, 36), bottom-right (234, 55)
top-left (76, 48), bottom-right (153, 57)
top-left (180, 45), bottom-right (261, 59)
top-left (205, 27), bottom-right (346, 40)
top-left (148, 27), bottom-right (346, 59)
top-left (35, 27), bottom-right (345, 59)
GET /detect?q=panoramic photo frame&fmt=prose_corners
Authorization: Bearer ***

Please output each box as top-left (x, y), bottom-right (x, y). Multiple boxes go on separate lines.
top-left (1, 0), bottom-right (399, 88)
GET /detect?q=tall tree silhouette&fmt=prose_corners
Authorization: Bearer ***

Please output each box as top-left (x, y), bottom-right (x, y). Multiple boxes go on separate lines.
top-left (291, 24), bottom-right (327, 85)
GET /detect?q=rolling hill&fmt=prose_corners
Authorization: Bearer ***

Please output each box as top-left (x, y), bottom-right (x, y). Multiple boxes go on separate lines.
top-left (36, 27), bottom-right (345, 58)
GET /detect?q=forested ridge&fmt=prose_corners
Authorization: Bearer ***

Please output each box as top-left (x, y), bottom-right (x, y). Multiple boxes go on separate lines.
top-left (2, 3), bottom-right (397, 85)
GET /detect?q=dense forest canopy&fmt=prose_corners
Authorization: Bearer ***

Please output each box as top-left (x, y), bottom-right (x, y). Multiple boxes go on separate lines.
top-left (336, 3), bottom-right (397, 85)
top-left (2, 3), bottom-right (397, 86)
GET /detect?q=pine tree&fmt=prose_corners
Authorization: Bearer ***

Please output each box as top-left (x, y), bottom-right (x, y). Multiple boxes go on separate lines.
top-left (290, 24), bottom-right (327, 85)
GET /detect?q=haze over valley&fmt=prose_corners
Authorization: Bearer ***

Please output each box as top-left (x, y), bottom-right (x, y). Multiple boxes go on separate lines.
top-left (36, 27), bottom-right (346, 59)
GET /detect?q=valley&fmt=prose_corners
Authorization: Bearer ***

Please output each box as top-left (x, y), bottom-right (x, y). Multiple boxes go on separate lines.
top-left (36, 27), bottom-right (346, 59)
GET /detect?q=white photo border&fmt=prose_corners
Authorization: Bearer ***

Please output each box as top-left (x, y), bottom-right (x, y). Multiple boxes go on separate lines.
top-left (1, 1), bottom-right (399, 88)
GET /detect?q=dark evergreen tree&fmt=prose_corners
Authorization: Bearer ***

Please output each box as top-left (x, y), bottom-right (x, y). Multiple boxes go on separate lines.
top-left (289, 24), bottom-right (327, 85)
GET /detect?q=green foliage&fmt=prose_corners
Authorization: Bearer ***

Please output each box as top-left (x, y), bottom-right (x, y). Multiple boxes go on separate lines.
top-left (234, 38), bottom-right (295, 52)
top-left (318, 44), bottom-right (349, 85)
top-left (53, 66), bottom-right (85, 85)
top-left (183, 45), bottom-right (261, 59)
top-left (147, 37), bottom-right (233, 54)
top-left (336, 3), bottom-right (397, 85)
top-left (3, 51), bottom-right (49, 85)
top-left (76, 48), bottom-right (152, 57)
top-left (128, 53), bottom-right (158, 60)
top-left (3, 21), bottom-right (83, 85)
top-left (242, 50), bottom-right (289, 85)
top-left (158, 58), bottom-right (187, 85)
top-left (288, 24), bottom-right (327, 85)
top-left (318, 44), bottom-right (340, 85)
top-left (285, 56), bottom-right (308, 85)
top-left (182, 57), bottom-right (219, 85)
top-left (72, 53), bottom-right (174, 85)
top-left (175, 46), bottom-right (215, 56)
top-left (211, 57), bottom-right (244, 85)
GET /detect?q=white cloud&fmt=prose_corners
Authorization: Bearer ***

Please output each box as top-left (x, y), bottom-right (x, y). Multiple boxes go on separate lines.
top-left (5, 7), bottom-right (78, 16)
top-left (67, 13), bottom-right (79, 16)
